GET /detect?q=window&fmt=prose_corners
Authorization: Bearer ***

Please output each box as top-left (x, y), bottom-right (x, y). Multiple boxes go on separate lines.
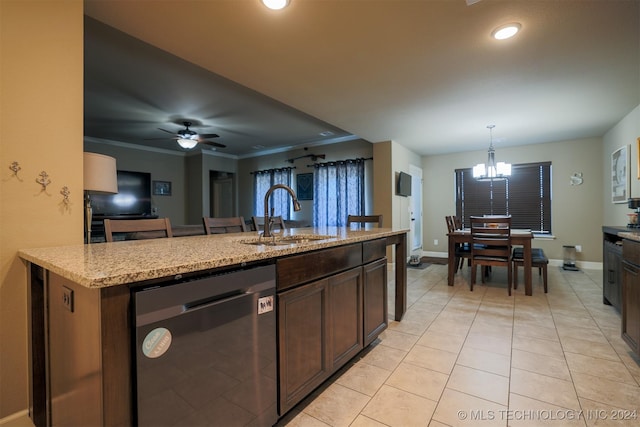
top-left (455, 162), bottom-right (552, 233)
top-left (253, 167), bottom-right (293, 220)
top-left (313, 158), bottom-right (366, 227)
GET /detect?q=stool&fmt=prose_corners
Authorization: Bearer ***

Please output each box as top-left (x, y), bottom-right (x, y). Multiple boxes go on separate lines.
top-left (513, 247), bottom-right (549, 293)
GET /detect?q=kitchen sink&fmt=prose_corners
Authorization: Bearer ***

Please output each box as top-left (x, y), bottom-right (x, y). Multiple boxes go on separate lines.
top-left (241, 234), bottom-right (335, 246)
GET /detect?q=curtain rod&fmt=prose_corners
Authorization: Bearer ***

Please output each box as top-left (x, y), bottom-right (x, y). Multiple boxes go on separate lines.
top-left (250, 166), bottom-right (296, 175)
top-left (309, 157), bottom-right (372, 168)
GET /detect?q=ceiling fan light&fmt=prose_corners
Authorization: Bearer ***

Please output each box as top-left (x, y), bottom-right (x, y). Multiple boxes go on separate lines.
top-left (262, 0), bottom-right (289, 10)
top-left (177, 138), bottom-right (198, 149)
top-left (492, 23), bottom-right (521, 40)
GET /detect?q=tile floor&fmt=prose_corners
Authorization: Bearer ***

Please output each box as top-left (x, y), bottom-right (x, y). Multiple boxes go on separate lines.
top-left (5, 263), bottom-right (640, 427)
top-left (277, 263), bottom-right (640, 427)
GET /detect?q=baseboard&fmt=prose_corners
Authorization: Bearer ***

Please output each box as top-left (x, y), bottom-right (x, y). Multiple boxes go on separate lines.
top-left (0, 409), bottom-right (29, 426)
top-left (423, 251), bottom-right (602, 270)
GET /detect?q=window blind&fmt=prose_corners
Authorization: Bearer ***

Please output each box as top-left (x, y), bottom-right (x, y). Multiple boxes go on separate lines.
top-left (455, 162), bottom-right (551, 233)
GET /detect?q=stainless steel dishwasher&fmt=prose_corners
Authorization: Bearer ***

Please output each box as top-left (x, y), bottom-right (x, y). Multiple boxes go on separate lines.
top-left (132, 263), bottom-right (277, 427)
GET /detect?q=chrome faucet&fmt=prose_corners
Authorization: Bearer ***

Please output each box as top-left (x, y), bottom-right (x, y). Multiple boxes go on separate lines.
top-left (263, 184), bottom-right (301, 238)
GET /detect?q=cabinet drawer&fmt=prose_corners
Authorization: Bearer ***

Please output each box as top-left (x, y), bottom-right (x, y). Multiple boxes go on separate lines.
top-left (363, 238), bottom-right (386, 264)
top-left (277, 243), bottom-right (362, 291)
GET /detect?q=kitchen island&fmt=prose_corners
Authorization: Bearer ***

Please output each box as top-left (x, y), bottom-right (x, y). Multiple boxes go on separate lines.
top-left (19, 226), bottom-right (407, 427)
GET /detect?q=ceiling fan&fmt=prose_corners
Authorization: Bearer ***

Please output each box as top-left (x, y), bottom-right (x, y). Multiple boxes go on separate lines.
top-left (149, 121), bottom-right (226, 150)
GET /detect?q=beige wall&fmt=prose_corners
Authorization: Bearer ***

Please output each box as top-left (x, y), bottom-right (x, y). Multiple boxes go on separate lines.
top-left (84, 140), bottom-right (191, 223)
top-left (238, 139), bottom-right (374, 225)
top-left (0, 0), bottom-right (635, 419)
top-left (0, 1), bottom-right (84, 418)
top-left (372, 141), bottom-right (422, 261)
top-left (422, 137), bottom-right (604, 263)
top-left (603, 105), bottom-right (640, 226)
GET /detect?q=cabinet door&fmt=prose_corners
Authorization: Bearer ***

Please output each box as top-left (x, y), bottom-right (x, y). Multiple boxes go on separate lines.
top-left (278, 280), bottom-right (330, 415)
top-left (604, 242), bottom-right (622, 310)
top-left (328, 267), bottom-right (363, 369)
top-left (363, 258), bottom-right (388, 346)
top-left (622, 261), bottom-right (640, 355)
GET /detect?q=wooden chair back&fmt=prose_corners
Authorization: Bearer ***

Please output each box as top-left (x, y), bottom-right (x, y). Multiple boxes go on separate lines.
top-left (252, 216), bottom-right (286, 232)
top-left (202, 216), bottom-right (248, 234)
top-left (470, 215), bottom-right (512, 295)
top-left (104, 218), bottom-right (173, 242)
top-left (453, 216), bottom-right (462, 230)
top-left (445, 216), bottom-right (456, 233)
top-left (347, 214), bottom-right (383, 227)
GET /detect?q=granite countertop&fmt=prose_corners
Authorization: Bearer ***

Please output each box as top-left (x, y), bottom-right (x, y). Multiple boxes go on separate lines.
top-left (618, 231), bottom-right (640, 242)
top-left (19, 227), bottom-right (407, 289)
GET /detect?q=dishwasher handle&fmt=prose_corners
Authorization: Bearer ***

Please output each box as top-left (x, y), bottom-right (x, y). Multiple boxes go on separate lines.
top-left (136, 291), bottom-right (252, 327)
top-left (183, 291), bottom-right (248, 312)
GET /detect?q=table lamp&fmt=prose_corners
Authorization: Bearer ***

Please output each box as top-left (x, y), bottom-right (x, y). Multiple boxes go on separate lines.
top-left (83, 152), bottom-right (118, 243)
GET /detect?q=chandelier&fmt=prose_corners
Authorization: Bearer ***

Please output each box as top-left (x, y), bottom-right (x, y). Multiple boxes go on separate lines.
top-left (472, 125), bottom-right (511, 181)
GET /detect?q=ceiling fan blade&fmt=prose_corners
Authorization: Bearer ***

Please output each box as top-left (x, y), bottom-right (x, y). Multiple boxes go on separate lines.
top-left (201, 140), bottom-right (226, 149)
top-left (198, 133), bottom-right (220, 139)
top-left (157, 127), bottom-right (177, 135)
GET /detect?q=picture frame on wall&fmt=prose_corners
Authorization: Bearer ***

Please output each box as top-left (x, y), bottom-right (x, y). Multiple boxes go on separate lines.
top-left (153, 180), bottom-right (172, 196)
top-left (296, 173), bottom-right (313, 200)
top-left (612, 145), bottom-right (629, 203)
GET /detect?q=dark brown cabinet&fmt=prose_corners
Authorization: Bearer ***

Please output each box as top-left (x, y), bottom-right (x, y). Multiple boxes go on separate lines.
top-left (604, 240), bottom-right (623, 310)
top-left (622, 239), bottom-right (640, 356)
top-left (277, 267), bottom-right (364, 415)
top-left (276, 240), bottom-right (387, 415)
top-left (603, 227), bottom-right (625, 311)
top-left (363, 258), bottom-right (388, 346)
top-left (328, 267), bottom-right (364, 368)
top-left (278, 279), bottom-right (330, 415)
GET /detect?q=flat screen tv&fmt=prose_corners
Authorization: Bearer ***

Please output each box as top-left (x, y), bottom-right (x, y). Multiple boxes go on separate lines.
top-left (91, 170), bottom-right (152, 217)
top-left (397, 171), bottom-right (412, 197)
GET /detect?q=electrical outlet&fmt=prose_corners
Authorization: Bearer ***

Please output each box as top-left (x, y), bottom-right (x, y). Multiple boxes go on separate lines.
top-left (62, 286), bottom-right (74, 312)
top-left (575, 245), bottom-right (582, 253)
top-left (434, 239), bottom-right (438, 246)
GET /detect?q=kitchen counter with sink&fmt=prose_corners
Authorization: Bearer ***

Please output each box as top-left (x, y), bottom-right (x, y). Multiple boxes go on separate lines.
top-left (20, 226), bottom-right (408, 427)
top-left (19, 227), bottom-right (405, 288)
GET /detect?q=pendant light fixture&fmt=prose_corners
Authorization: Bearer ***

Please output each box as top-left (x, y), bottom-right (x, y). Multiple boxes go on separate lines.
top-left (472, 125), bottom-right (511, 181)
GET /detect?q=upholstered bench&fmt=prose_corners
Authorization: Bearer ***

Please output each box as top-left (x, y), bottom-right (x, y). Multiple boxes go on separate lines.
top-left (513, 247), bottom-right (549, 293)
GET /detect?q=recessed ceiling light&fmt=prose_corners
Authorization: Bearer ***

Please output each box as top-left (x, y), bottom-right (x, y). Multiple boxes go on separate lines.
top-left (492, 23), bottom-right (521, 40)
top-left (262, 0), bottom-right (289, 10)
top-left (320, 131), bottom-right (334, 137)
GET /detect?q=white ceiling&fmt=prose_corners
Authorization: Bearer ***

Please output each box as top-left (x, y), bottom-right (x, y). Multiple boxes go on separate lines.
top-left (83, 0), bottom-right (639, 157)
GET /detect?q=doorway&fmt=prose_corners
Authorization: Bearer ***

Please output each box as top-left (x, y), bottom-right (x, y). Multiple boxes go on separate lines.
top-left (209, 171), bottom-right (235, 217)
top-left (409, 165), bottom-right (423, 255)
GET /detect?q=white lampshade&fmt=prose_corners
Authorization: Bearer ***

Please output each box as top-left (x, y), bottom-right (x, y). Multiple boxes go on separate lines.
top-left (83, 152), bottom-right (118, 194)
top-left (177, 138), bottom-right (198, 149)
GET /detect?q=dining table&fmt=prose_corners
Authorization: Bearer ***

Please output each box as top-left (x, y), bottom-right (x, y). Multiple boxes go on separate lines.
top-left (447, 228), bottom-right (535, 296)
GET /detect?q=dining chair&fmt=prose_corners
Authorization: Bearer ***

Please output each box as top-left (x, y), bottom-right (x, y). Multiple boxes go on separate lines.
top-left (513, 247), bottom-right (549, 293)
top-left (446, 216), bottom-right (469, 271)
top-left (469, 215), bottom-right (512, 295)
top-left (252, 215), bottom-right (286, 232)
top-left (104, 218), bottom-right (173, 242)
top-left (347, 214), bottom-right (383, 227)
top-left (202, 216), bottom-right (248, 234)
